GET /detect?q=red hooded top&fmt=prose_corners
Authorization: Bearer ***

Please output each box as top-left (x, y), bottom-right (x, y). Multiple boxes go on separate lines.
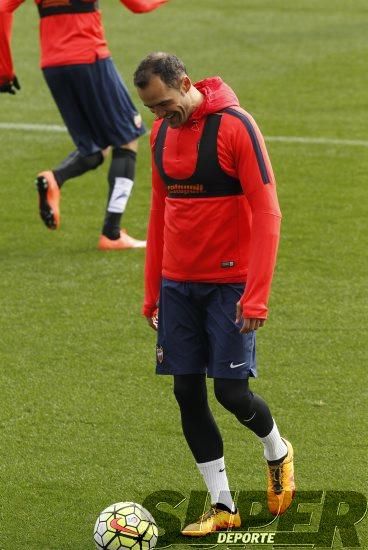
top-left (143, 77), bottom-right (282, 320)
top-left (0, 0), bottom-right (168, 83)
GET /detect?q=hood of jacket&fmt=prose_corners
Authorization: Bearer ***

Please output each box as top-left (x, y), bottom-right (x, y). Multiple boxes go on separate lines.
top-left (189, 77), bottom-right (240, 121)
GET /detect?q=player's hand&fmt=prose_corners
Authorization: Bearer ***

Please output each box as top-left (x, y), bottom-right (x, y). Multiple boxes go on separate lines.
top-left (236, 301), bottom-right (265, 334)
top-left (0, 75), bottom-right (21, 95)
top-left (146, 308), bottom-right (159, 331)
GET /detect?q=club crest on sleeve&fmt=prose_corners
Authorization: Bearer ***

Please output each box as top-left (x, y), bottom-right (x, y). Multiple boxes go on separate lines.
top-left (156, 345), bottom-right (164, 364)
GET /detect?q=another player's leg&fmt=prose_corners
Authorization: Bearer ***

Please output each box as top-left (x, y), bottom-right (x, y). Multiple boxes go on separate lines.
top-left (89, 58), bottom-right (146, 250)
top-left (214, 378), bottom-right (295, 516)
top-left (174, 374), bottom-right (241, 536)
top-left (98, 141), bottom-right (146, 250)
top-left (36, 150), bottom-right (104, 230)
top-left (39, 63), bottom-right (107, 231)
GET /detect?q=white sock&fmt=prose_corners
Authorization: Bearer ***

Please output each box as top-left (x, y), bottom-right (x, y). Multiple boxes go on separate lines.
top-left (196, 457), bottom-right (235, 512)
top-left (260, 421), bottom-right (288, 462)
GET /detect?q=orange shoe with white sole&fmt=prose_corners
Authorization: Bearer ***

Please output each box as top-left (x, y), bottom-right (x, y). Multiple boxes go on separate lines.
top-left (35, 171), bottom-right (60, 230)
top-left (98, 229), bottom-right (146, 250)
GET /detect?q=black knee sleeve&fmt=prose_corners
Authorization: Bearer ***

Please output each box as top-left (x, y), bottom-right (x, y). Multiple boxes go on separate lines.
top-left (53, 150), bottom-right (103, 186)
top-left (108, 147), bottom-right (136, 187)
top-left (214, 378), bottom-right (273, 438)
top-left (173, 375), bottom-right (223, 463)
top-left (214, 378), bottom-right (255, 417)
top-left (174, 374), bottom-right (208, 412)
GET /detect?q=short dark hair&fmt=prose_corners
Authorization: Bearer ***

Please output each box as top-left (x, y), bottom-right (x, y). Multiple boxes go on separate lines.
top-left (134, 52), bottom-right (187, 89)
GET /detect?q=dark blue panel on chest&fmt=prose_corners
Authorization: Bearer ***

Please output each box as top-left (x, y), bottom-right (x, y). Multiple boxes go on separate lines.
top-left (37, 0), bottom-right (98, 18)
top-left (154, 113), bottom-right (243, 199)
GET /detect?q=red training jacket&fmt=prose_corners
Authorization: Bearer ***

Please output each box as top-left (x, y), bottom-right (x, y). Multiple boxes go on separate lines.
top-left (144, 77), bottom-right (282, 320)
top-left (0, 0), bottom-right (168, 84)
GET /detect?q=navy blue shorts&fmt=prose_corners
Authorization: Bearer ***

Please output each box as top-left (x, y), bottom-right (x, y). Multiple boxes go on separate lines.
top-left (43, 58), bottom-right (146, 156)
top-left (156, 278), bottom-right (257, 379)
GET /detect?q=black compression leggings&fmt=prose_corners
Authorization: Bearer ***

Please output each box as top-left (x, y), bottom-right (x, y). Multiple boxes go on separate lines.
top-left (173, 374), bottom-right (274, 463)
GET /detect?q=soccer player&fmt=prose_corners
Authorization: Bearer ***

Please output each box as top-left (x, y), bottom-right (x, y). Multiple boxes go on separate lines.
top-left (0, 0), bottom-right (168, 249)
top-left (134, 53), bottom-right (295, 535)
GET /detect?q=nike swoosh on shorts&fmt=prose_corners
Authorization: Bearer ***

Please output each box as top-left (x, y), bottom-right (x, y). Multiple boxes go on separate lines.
top-left (229, 362), bottom-right (246, 369)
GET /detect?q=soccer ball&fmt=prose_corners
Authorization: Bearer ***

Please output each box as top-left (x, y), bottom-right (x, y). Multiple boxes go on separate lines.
top-left (93, 502), bottom-right (158, 550)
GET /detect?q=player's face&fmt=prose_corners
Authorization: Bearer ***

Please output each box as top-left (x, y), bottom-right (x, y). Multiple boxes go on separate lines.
top-left (138, 75), bottom-right (192, 128)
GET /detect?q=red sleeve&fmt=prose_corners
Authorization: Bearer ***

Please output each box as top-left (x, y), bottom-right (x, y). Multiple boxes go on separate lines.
top-left (142, 122), bottom-right (167, 317)
top-left (119, 0), bottom-right (168, 14)
top-left (0, 0), bottom-right (23, 84)
top-left (221, 112), bottom-right (282, 319)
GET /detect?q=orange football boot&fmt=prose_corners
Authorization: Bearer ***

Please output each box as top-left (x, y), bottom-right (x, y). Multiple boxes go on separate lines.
top-left (98, 229), bottom-right (146, 250)
top-left (267, 439), bottom-right (295, 515)
top-left (181, 506), bottom-right (241, 537)
top-left (35, 171), bottom-right (60, 230)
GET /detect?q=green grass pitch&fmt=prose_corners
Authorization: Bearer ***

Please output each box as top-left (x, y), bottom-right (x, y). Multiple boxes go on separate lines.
top-left (0, 1), bottom-right (367, 548)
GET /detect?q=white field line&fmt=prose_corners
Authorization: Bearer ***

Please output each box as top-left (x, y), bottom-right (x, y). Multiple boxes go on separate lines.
top-left (264, 135), bottom-right (368, 147)
top-left (1, 122), bottom-right (368, 147)
top-left (0, 122), bottom-right (67, 132)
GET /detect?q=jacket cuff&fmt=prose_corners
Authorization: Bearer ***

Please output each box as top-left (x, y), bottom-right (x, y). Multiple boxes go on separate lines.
top-left (239, 297), bottom-right (268, 319)
top-left (142, 304), bottom-right (156, 317)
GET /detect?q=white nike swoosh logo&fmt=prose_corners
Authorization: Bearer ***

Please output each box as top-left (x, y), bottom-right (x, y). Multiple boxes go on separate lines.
top-left (230, 362), bottom-right (246, 369)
